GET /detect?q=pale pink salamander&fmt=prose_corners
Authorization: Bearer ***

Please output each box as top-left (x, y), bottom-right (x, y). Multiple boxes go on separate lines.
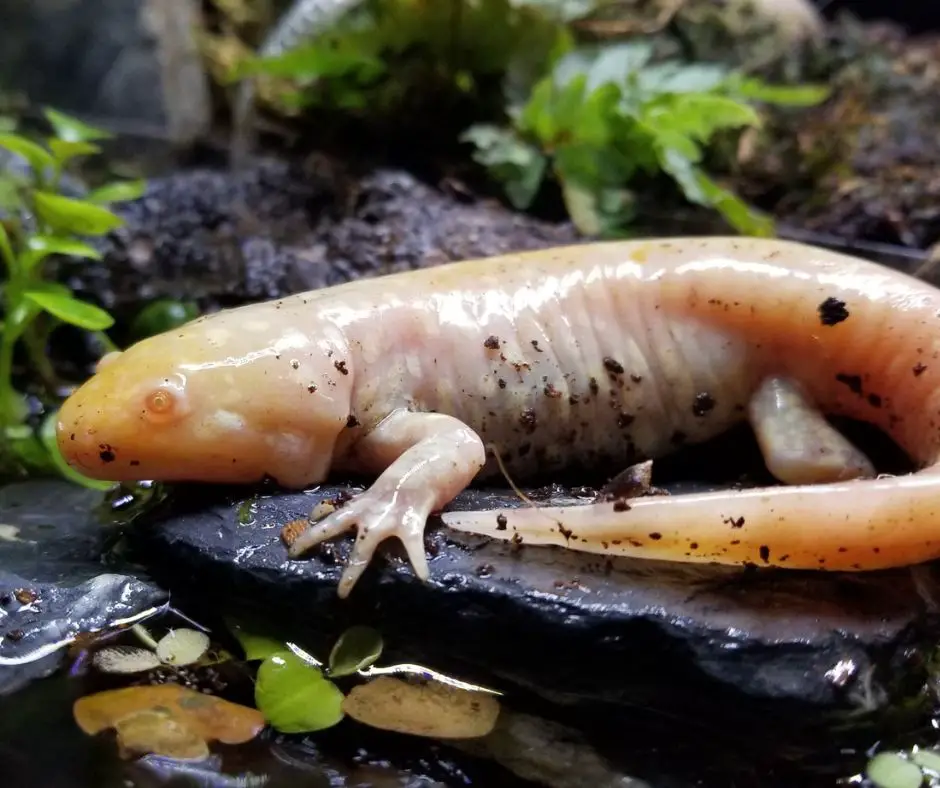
top-left (55, 237), bottom-right (940, 597)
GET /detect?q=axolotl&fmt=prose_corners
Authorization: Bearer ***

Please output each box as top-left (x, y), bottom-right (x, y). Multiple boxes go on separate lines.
top-left (55, 237), bottom-right (940, 597)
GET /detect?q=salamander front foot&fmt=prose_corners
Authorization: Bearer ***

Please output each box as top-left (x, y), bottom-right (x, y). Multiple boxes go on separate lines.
top-left (286, 486), bottom-right (433, 599)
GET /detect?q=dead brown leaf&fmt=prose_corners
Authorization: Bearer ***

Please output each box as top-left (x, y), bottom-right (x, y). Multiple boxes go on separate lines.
top-left (73, 684), bottom-right (266, 759)
top-left (342, 676), bottom-right (500, 739)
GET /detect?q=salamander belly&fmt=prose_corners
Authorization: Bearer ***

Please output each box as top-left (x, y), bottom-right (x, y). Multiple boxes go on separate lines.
top-left (346, 272), bottom-right (763, 481)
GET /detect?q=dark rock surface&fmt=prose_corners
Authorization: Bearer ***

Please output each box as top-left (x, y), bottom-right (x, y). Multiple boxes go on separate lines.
top-left (129, 474), bottom-right (940, 781)
top-left (132, 480), bottom-right (939, 708)
top-left (0, 480), bottom-right (167, 696)
top-left (56, 158), bottom-right (581, 322)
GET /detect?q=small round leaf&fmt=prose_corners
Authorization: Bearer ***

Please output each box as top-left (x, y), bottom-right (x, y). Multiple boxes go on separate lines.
top-left (867, 752), bottom-right (924, 788)
top-left (342, 676), bottom-right (501, 739)
top-left (226, 619), bottom-right (285, 662)
top-left (155, 629), bottom-right (210, 666)
top-left (328, 626), bottom-right (383, 677)
top-left (912, 748), bottom-right (940, 774)
top-left (93, 646), bottom-right (162, 674)
top-left (255, 651), bottom-right (345, 734)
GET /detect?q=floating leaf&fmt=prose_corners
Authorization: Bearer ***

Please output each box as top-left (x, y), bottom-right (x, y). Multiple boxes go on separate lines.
top-left (113, 709), bottom-right (208, 761)
top-left (342, 676), bottom-right (500, 739)
top-left (0, 134), bottom-right (54, 175)
top-left (912, 748), bottom-right (940, 773)
top-left (84, 179), bottom-right (146, 205)
top-left (227, 619), bottom-right (285, 662)
top-left (32, 191), bottom-right (124, 236)
top-left (155, 629), bottom-right (210, 666)
top-left (255, 650), bottom-right (345, 733)
top-left (43, 108), bottom-right (112, 142)
top-left (92, 645), bottom-right (162, 674)
top-left (328, 626), bottom-right (383, 677)
top-left (866, 752), bottom-right (924, 788)
top-left (74, 684), bottom-right (265, 752)
top-left (24, 288), bottom-right (114, 330)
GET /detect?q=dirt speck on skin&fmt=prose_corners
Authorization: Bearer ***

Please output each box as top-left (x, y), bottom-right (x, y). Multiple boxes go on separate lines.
top-left (818, 297), bottom-right (850, 326)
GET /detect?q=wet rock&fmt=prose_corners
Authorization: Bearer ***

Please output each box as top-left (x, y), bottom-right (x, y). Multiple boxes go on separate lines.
top-left (127, 476), bottom-right (938, 785)
top-left (55, 158), bottom-right (582, 319)
top-left (0, 0), bottom-right (210, 144)
top-left (0, 480), bottom-right (167, 695)
top-left (457, 711), bottom-right (652, 788)
top-left (130, 478), bottom-right (939, 707)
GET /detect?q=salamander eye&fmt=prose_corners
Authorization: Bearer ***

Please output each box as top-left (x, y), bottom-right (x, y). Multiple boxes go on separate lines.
top-left (140, 373), bottom-right (188, 423)
top-left (147, 388), bottom-right (175, 414)
top-left (141, 378), bottom-right (188, 423)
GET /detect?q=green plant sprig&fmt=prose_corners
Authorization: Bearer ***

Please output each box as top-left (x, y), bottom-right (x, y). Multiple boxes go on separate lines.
top-left (463, 41), bottom-right (830, 237)
top-left (230, 1), bottom-right (829, 238)
top-left (0, 108), bottom-right (145, 487)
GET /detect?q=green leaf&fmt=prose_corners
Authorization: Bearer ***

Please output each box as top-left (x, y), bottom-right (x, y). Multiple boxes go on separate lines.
top-left (3, 300), bottom-right (42, 343)
top-left (39, 410), bottom-right (114, 490)
top-left (636, 63), bottom-right (729, 95)
top-left (0, 222), bottom-right (15, 274)
top-left (553, 42), bottom-right (654, 94)
top-left (233, 43), bottom-right (385, 83)
top-left (84, 179), bottom-right (146, 204)
top-left (4, 425), bottom-right (55, 476)
top-left (663, 94), bottom-right (761, 140)
top-left (23, 288), bottom-right (114, 330)
top-left (130, 299), bottom-right (199, 340)
top-left (728, 78), bottom-right (830, 107)
top-left (32, 191), bottom-right (124, 236)
top-left (461, 124), bottom-right (547, 210)
top-left (0, 134), bottom-right (54, 175)
top-left (48, 139), bottom-right (101, 167)
top-left (866, 752), bottom-right (924, 788)
top-left (226, 620), bottom-right (285, 662)
top-left (911, 748), bottom-right (940, 773)
top-left (255, 650), bottom-right (345, 733)
top-left (43, 108), bottom-right (112, 142)
top-left (21, 234), bottom-right (101, 274)
top-left (558, 178), bottom-right (635, 237)
top-left (328, 626), bottom-right (383, 677)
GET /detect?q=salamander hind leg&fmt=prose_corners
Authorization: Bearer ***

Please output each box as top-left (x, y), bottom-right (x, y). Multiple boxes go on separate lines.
top-left (286, 409), bottom-right (486, 598)
top-left (747, 375), bottom-right (876, 485)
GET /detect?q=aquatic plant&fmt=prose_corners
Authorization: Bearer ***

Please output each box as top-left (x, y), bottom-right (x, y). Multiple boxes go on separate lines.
top-left (225, 0), bottom-right (829, 237)
top-left (0, 109), bottom-right (145, 487)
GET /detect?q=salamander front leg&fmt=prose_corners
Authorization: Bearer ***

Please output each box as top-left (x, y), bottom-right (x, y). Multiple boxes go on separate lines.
top-left (748, 375), bottom-right (876, 485)
top-left (286, 409), bottom-right (486, 598)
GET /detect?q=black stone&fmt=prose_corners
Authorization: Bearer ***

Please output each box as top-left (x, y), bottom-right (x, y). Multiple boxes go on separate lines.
top-left (56, 161), bottom-right (581, 320)
top-left (0, 481), bottom-right (167, 695)
top-left (129, 480), bottom-right (940, 714)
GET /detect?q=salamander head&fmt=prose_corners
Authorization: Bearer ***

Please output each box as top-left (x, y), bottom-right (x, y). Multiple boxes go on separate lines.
top-left (55, 312), bottom-right (352, 487)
